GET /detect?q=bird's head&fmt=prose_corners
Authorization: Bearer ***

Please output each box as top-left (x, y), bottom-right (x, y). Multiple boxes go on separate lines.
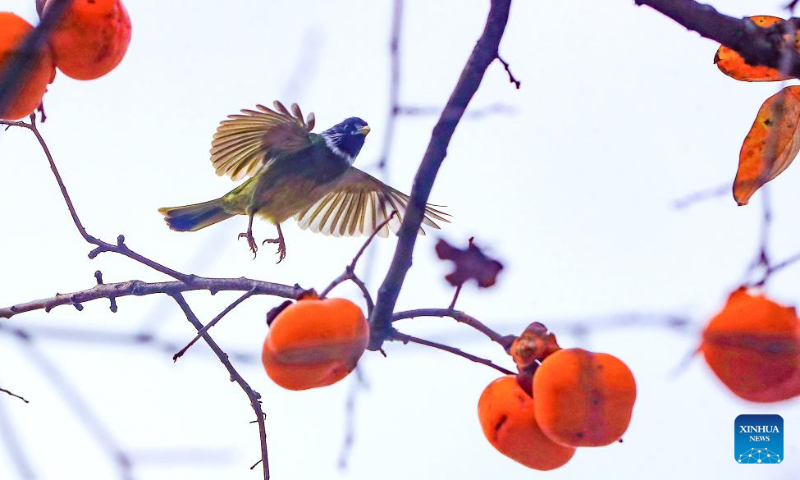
top-left (321, 117), bottom-right (370, 163)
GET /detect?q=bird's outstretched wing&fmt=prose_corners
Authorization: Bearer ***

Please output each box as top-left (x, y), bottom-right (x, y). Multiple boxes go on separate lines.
top-left (294, 168), bottom-right (450, 237)
top-left (210, 101), bottom-right (316, 181)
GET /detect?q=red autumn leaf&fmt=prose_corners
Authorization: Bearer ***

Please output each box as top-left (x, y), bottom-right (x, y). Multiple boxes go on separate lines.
top-left (734, 85), bottom-right (800, 205)
top-left (435, 237), bottom-right (503, 288)
top-left (715, 16), bottom-right (798, 82)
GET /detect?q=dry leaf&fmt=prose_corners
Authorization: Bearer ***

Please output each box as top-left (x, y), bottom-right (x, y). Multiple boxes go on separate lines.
top-left (435, 237), bottom-right (503, 288)
top-left (734, 85), bottom-right (800, 205)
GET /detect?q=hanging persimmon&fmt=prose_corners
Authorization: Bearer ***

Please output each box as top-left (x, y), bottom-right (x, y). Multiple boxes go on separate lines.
top-left (42, 0), bottom-right (131, 80)
top-left (533, 348), bottom-right (636, 447)
top-left (478, 375), bottom-right (576, 471)
top-left (262, 297), bottom-right (368, 391)
top-left (702, 288), bottom-right (800, 402)
top-left (0, 12), bottom-right (55, 120)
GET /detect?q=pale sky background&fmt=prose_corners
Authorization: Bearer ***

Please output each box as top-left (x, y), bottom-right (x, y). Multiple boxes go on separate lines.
top-left (1, 0), bottom-right (799, 479)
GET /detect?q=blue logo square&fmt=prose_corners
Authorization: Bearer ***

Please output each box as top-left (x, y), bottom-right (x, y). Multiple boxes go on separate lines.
top-left (735, 414), bottom-right (784, 464)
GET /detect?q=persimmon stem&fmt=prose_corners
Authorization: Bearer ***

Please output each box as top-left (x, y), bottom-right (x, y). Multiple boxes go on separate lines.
top-left (390, 330), bottom-right (514, 375)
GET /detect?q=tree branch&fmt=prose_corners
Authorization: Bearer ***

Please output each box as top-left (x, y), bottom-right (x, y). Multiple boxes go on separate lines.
top-left (369, 0), bottom-right (513, 350)
top-left (392, 308), bottom-right (514, 349)
top-left (172, 289), bottom-right (257, 361)
top-left (320, 211), bottom-right (398, 316)
top-left (635, 0), bottom-right (800, 78)
top-left (169, 293), bottom-right (270, 480)
top-left (0, 277), bottom-right (301, 319)
top-left (390, 330), bottom-right (514, 375)
top-left (1, 117), bottom-right (193, 282)
top-left (0, 385), bottom-right (29, 404)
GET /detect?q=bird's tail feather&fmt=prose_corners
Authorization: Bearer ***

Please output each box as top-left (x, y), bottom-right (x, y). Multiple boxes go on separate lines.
top-left (158, 199), bottom-right (233, 232)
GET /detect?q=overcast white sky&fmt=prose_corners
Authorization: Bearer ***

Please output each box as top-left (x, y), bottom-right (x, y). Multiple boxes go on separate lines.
top-left (1, 0), bottom-right (799, 479)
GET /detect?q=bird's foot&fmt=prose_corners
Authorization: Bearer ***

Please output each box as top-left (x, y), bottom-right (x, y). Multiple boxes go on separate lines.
top-left (262, 237), bottom-right (287, 263)
top-left (238, 231), bottom-right (258, 258)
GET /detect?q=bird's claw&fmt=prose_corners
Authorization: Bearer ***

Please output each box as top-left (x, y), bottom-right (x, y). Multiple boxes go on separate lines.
top-left (238, 232), bottom-right (258, 258)
top-left (262, 238), bottom-right (287, 264)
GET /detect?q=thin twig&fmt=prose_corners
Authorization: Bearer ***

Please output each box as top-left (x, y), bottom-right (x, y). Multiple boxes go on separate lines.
top-left (397, 103), bottom-right (515, 118)
top-left (390, 330), bottom-right (514, 375)
top-left (0, 117), bottom-right (193, 282)
top-left (0, 322), bottom-right (259, 364)
top-left (319, 212), bottom-right (398, 315)
top-left (392, 308), bottom-right (515, 349)
top-left (173, 289), bottom-right (257, 361)
top-left (377, 0), bottom-right (404, 171)
top-left (170, 293), bottom-right (269, 480)
top-left (0, 386), bottom-right (29, 404)
top-left (337, 366), bottom-right (368, 471)
top-left (0, 389), bottom-right (37, 479)
top-left (447, 285), bottom-right (463, 311)
top-left (671, 182), bottom-right (729, 209)
top-left (496, 54), bottom-right (521, 89)
top-left (370, 0), bottom-right (514, 350)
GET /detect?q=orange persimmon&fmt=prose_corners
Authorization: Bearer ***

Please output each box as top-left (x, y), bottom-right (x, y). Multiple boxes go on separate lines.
top-left (478, 375), bottom-right (576, 471)
top-left (43, 0), bottom-right (131, 80)
top-left (262, 297), bottom-right (368, 391)
top-left (0, 13), bottom-right (55, 120)
top-left (533, 348), bottom-right (636, 447)
top-left (702, 288), bottom-right (800, 402)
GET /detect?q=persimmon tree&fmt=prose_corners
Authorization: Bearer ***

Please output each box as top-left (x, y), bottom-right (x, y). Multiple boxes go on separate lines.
top-left (2, 0), bottom-right (800, 479)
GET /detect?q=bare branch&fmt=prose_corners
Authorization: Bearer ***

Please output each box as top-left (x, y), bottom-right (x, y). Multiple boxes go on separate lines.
top-left (390, 330), bottom-right (514, 375)
top-left (0, 385), bottom-right (29, 404)
top-left (671, 182), bottom-right (729, 209)
top-left (173, 289), bottom-right (257, 361)
top-left (0, 277), bottom-right (301, 320)
top-left (337, 366), bottom-right (368, 471)
top-left (392, 308), bottom-right (515, 349)
top-left (0, 322), bottom-right (259, 363)
top-left (0, 117), bottom-right (192, 282)
top-left (170, 293), bottom-right (270, 480)
top-left (496, 54), bottom-right (521, 89)
top-left (370, 0), bottom-right (513, 350)
top-left (320, 212), bottom-right (398, 315)
top-left (377, 0), bottom-right (404, 171)
top-left (0, 390), bottom-right (37, 479)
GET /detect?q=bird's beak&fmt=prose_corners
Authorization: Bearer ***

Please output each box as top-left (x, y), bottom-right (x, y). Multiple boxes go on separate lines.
top-left (358, 125), bottom-right (371, 136)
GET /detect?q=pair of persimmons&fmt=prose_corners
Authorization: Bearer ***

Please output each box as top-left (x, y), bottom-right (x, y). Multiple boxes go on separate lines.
top-left (0, 0), bottom-right (131, 120)
top-left (262, 296), bottom-right (638, 471)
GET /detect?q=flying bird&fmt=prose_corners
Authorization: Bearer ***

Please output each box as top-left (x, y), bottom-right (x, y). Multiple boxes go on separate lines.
top-left (158, 101), bottom-right (449, 262)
